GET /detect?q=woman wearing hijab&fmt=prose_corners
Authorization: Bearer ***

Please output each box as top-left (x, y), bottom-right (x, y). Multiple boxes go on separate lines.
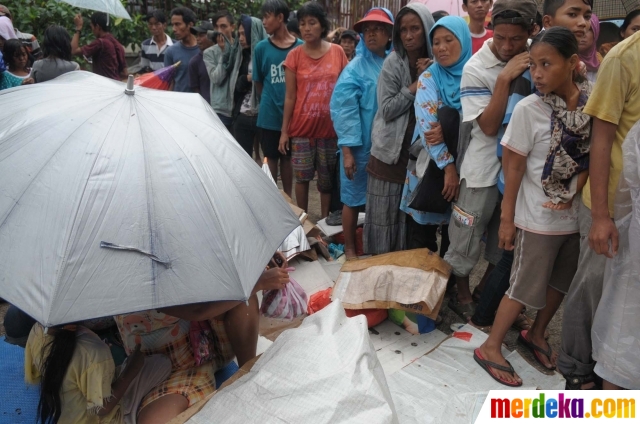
top-left (579, 14), bottom-right (600, 83)
top-left (400, 16), bottom-right (471, 253)
top-left (233, 15), bottom-right (268, 159)
top-left (364, 3), bottom-right (435, 255)
top-left (330, 8), bottom-right (394, 260)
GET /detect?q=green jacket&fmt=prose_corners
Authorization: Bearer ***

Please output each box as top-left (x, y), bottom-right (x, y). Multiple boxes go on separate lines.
top-left (203, 17), bottom-right (267, 117)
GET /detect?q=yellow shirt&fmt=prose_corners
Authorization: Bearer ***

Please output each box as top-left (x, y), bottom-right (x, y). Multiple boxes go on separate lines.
top-left (583, 31), bottom-right (640, 216)
top-left (25, 324), bottom-right (122, 424)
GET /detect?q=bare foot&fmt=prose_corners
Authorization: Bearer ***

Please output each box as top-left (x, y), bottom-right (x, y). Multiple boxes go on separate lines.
top-left (478, 343), bottom-right (522, 385)
top-left (345, 248), bottom-right (358, 261)
top-left (542, 199), bottom-right (572, 210)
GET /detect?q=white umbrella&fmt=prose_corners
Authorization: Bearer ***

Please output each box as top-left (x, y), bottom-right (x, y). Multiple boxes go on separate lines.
top-left (55, 0), bottom-right (131, 20)
top-left (0, 72), bottom-right (299, 327)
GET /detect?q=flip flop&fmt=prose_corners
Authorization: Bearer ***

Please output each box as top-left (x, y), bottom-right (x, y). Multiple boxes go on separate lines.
top-left (447, 299), bottom-right (476, 321)
top-left (473, 348), bottom-right (523, 387)
top-left (518, 330), bottom-right (555, 370)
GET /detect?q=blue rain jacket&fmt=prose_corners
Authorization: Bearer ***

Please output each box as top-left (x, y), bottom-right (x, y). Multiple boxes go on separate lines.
top-left (330, 17), bottom-right (392, 207)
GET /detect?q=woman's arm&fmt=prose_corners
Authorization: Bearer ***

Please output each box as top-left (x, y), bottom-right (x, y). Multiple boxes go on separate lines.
top-left (377, 58), bottom-right (415, 122)
top-left (499, 147), bottom-right (527, 251)
top-left (279, 67), bottom-right (297, 154)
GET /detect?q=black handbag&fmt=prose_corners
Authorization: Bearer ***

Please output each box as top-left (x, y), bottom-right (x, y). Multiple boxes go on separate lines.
top-left (408, 107), bottom-right (461, 214)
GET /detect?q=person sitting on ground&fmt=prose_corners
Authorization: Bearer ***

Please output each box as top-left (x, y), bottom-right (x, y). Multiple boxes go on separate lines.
top-left (338, 29), bottom-right (359, 61)
top-left (114, 252), bottom-right (290, 423)
top-left (164, 7), bottom-right (199, 93)
top-left (330, 7), bottom-right (394, 260)
top-left (0, 38), bottom-right (33, 90)
top-left (463, 0), bottom-right (493, 53)
top-left (71, 12), bottom-right (127, 81)
top-left (140, 10), bottom-right (174, 73)
top-left (279, 2), bottom-right (348, 218)
top-left (25, 321), bottom-right (171, 424)
top-left (232, 15), bottom-right (268, 160)
top-left (31, 25), bottom-right (80, 83)
top-left (188, 20), bottom-right (214, 102)
top-left (444, 0), bottom-right (536, 321)
top-left (475, 27), bottom-right (591, 387)
top-left (253, 0), bottom-right (301, 198)
top-left (400, 16), bottom-right (472, 257)
top-left (364, 2), bottom-right (434, 255)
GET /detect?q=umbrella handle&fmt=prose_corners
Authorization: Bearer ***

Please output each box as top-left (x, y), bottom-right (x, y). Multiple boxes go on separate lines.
top-left (100, 241), bottom-right (171, 267)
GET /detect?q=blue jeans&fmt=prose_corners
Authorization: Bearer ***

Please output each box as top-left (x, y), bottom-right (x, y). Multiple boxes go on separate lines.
top-left (470, 250), bottom-right (514, 327)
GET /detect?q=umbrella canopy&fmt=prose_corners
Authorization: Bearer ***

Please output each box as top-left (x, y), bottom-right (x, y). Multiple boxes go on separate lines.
top-left (409, 0), bottom-right (466, 17)
top-left (55, 0), bottom-right (131, 20)
top-left (593, 0), bottom-right (640, 20)
top-left (0, 72), bottom-right (299, 327)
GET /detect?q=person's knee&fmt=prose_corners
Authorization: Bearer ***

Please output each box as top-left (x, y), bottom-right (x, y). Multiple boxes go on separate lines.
top-left (137, 394), bottom-right (189, 424)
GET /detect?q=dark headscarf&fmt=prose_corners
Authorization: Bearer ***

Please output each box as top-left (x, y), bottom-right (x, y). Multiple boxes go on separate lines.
top-left (240, 14), bottom-right (252, 48)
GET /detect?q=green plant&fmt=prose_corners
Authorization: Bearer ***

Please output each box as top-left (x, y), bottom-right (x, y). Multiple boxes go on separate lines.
top-left (4, 0), bottom-right (148, 51)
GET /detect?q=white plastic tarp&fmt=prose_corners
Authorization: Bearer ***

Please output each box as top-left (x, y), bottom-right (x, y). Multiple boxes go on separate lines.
top-left (591, 120), bottom-right (640, 389)
top-left (0, 72), bottom-right (300, 326)
top-left (188, 301), bottom-right (399, 424)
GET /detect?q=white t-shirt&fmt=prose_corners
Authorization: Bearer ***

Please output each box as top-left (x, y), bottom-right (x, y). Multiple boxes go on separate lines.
top-left (459, 39), bottom-right (505, 188)
top-left (501, 94), bottom-right (579, 235)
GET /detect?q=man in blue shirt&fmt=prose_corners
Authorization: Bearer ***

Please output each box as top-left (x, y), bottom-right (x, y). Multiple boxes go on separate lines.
top-left (253, 0), bottom-right (302, 197)
top-left (164, 7), bottom-right (199, 93)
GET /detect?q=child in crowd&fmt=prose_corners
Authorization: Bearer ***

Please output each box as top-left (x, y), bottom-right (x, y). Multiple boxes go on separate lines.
top-left (475, 27), bottom-right (591, 386)
top-left (25, 323), bottom-right (170, 423)
top-left (253, 0), bottom-right (301, 197)
top-left (279, 2), bottom-right (348, 217)
top-left (462, 0), bottom-right (493, 53)
top-left (0, 38), bottom-right (33, 89)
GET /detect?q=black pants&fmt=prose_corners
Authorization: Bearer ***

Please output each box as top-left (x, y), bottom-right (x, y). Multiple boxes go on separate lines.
top-left (471, 250), bottom-right (514, 326)
top-left (406, 215), bottom-right (450, 258)
top-left (233, 113), bottom-right (259, 157)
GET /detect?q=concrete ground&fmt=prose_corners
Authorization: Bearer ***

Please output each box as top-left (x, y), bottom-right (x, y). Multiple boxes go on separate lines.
top-left (0, 177), bottom-right (563, 378)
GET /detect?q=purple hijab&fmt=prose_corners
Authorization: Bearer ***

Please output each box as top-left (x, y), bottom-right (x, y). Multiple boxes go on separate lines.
top-left (580, 14), bottom-right (600, 72)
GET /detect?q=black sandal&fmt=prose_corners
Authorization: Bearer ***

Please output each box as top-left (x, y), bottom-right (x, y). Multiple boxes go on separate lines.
top-left (474, 348), bottom-right (523, 387)
top-left (564, 373), bottom-right (600, 390)
top-left (518, 330), bottom-right (555, 370)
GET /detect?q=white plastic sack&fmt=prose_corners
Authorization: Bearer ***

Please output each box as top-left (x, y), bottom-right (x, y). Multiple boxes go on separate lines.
top-left (188, 301), bottom-right (399, 424)
top-left (591, 120), bottom-right (640, 389)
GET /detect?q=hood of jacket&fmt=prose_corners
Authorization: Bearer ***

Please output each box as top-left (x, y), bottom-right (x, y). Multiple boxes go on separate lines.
top-left (392, 3), bottom-right (435, 60)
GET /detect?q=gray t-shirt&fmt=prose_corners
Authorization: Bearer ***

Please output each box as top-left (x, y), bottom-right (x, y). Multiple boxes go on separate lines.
top-left (164, 41), bottom-right (200, 93)
top-left (32, 58), bottom-right (80, 83)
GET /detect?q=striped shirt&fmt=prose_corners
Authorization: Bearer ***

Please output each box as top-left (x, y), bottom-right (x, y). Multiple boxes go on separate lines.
top-left (140, 35), bottom-right (174, 71)
top-left (459, 38), bottom-right (506, 189)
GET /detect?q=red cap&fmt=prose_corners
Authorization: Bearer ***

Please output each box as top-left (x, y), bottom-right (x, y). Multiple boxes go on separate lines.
top-left (353, 9), bottom-right (394, 33)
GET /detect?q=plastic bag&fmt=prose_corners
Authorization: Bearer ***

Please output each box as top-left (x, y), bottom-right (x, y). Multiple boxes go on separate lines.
top-left (260, 277), bottom-right (308, 320)
top-left (190, 320), bottom-right (215, 366)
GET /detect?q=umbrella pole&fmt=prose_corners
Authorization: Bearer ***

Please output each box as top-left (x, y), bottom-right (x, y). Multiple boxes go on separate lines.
top-left (125, 75), bottom-right (135, 95)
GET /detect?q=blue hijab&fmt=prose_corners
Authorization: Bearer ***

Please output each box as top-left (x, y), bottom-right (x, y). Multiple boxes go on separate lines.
top-left (427, 16), bottom-right (472, 111)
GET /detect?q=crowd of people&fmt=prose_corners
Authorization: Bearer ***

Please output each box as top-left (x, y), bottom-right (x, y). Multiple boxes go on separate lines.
top-left (2, 0), bottom-right (640, 421)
